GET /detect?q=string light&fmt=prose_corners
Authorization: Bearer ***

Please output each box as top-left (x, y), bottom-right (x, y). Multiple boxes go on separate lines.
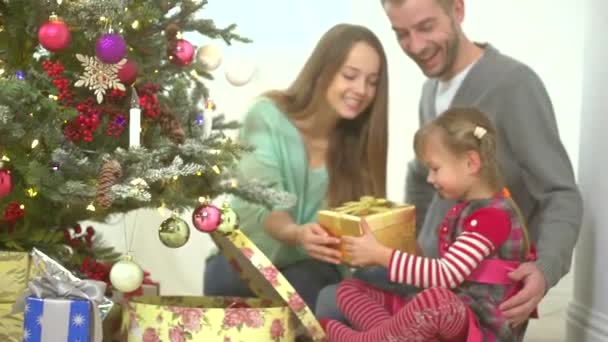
top-left (205, 99), bottom-right (216, 111)
top-left (86, 203), bottom-right (96, 211)
top-left (26, 187), bottom-right (38, 197)
top-left (231, 179), bottom-right (238, 188)
top-left (1, 155), bottom-right (10, 162)
top-left (31, 139), bottom-right (40, 149)
top-left (172, 175), bottom-right (179, 180)
top-left (19, 204), bottom-right (25, 210)
top-left (131, 20), bottom-right (140, 29)
top-left (212, 165), bottom-right (221, 174)
top-left (157, 201), bottom-right (166, 217)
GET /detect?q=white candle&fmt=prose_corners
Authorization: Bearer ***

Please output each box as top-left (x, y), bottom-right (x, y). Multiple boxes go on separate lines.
top-left (129, 89), bottom-right (141, 148)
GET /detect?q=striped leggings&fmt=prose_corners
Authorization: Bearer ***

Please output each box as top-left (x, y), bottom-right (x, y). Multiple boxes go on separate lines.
top-left (324, 278), bottom-right (469, 342)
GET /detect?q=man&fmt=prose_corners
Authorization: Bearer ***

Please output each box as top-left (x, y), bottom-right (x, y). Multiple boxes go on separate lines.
top-left (316, 0), bottom-right (583, 332)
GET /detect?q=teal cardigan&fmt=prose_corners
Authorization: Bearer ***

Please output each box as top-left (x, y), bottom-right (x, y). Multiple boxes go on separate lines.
top-left (230, 97), bottom-right (329, 268)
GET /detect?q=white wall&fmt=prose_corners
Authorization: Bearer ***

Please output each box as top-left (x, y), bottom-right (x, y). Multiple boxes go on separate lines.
top-left (567, 0), bottom-right (608, 339)
top-left (96, 0), bottom-right (584, 295)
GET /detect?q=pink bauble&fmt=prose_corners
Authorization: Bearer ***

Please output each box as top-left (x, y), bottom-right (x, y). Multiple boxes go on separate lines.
top-left (192, 204), bottom-right (221, 233)
top-left (169, 39), bottom-right (195, 66)
top-left (38, 19), bottom-right (71, 52)
top-left (96, 33), bottom-right (127, 64)
top-left (0, 169), bottom-right (12, 198)
top-left (118, 60), bottom-right (139, 85)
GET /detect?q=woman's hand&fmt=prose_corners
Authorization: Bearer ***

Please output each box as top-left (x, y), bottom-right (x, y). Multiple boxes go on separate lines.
top-left (296, 223), bottom-right (342, 264)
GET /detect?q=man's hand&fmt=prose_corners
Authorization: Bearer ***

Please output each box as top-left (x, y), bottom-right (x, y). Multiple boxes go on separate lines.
top-left (499, 262), bottom-right (546, 326)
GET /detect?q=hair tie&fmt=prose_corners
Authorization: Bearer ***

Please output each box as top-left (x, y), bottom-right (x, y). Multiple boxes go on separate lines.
top-left (473, 126), bottom-right (487, 140)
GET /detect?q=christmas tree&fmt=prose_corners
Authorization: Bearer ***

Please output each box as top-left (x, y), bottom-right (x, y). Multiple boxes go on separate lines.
top-left (0, 0), bottom-right (289, 275)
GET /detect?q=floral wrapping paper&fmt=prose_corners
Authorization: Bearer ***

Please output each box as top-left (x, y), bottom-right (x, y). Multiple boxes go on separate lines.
top-left (123, 230), bottom-right (325, 341)
top-left (318, 198), bottom-right (416, 264)
top-left (124, 296), bottom-right (295, 342)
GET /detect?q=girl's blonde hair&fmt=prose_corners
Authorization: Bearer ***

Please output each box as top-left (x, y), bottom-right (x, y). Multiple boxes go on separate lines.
top-left (414, 107), bottom-right (502, 191)
top-left (414, 107), bottom-right (531, 253)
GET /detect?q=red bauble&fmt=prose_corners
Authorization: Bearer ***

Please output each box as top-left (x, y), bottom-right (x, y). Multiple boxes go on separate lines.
top-left (0, 169), bottom-right (12, 198)
top-left (118, 60), bottom-right (139, 85)
top-left (38, 18), bottom-right (71, 52)
top-left (192, 204), bottom-right (221, 232)
top-left (169, 39), bottom-right (195, 66)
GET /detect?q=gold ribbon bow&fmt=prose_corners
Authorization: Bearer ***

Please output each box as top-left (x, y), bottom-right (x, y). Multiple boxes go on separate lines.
top-left (333, 196), bottom-right (393, 216)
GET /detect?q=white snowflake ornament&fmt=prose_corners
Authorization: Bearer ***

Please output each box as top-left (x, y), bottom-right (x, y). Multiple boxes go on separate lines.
top-left (74, 54), bottom-right (126, 103)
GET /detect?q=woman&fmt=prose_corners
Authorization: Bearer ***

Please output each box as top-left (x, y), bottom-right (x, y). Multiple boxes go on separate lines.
top-left (204, 23), bottom-right (389, 312)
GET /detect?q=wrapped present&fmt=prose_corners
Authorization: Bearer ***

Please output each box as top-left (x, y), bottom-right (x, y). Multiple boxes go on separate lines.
top-left (123, 230), bottom-right (325, 341)
top-left (0, 251), bottom-right (31, 342)
top-left (23, 296), bottom-right (93, 341)
top-left (13, 248), bottom-right (113, 342)
top-left (318, 196), bottom-right (416, 264)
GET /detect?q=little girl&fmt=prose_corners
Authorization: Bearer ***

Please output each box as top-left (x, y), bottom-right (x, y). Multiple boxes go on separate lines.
top-left (322, 107), bottom-right (536, 341)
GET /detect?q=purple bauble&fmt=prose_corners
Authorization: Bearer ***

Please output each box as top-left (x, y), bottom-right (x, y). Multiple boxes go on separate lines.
top-left (192, 204), bottom-right (222, 233)
top-left (96, 33), bottom-right (127, 64)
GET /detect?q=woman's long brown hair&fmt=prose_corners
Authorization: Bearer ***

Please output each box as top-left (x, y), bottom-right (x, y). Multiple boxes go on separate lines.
top-left (265, 24), bottom-right (389, 207)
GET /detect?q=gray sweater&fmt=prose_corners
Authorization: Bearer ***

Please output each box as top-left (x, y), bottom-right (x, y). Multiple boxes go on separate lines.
top-left (407, 44), bottom-right (583, 289)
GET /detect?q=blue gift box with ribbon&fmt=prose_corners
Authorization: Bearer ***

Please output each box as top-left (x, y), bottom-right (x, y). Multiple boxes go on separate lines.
top-left (12, 248), bottom-right (113, 342)
top-left (23, 296), bottom-right (91, 341)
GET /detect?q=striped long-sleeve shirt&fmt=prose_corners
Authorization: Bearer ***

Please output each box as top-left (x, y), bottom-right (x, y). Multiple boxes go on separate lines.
top-left (389, 207), bottom-right (511, 289)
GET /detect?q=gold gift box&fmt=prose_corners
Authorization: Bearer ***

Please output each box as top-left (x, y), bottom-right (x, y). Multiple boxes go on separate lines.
top-left (123, 230), bottom-right (326, 341)
top-left (0, 251), bottom-right (31, 342)
top-left (318, 197), bottom-right (416, 264)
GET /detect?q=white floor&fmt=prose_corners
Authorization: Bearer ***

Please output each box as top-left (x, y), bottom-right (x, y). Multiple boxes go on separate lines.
top-left (525, 271), bottom-right (573, 342)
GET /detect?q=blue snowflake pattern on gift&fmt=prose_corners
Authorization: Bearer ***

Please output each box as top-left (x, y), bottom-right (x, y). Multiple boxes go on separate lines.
top-left (23, 297), bottom-right (92, 341)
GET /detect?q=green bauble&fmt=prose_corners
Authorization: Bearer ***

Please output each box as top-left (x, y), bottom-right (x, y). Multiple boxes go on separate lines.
top-left (158, 216), bottom-right (190, 248)
top-left (218, 205), bottom-right (239, 234)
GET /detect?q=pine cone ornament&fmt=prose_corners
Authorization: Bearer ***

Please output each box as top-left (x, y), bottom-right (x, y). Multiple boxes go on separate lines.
top-left (159, 104), bottom-right (186, 144)
top-left (165, 23), bottom-right (181, 41)
top-left (95, 160), bottom-right (122, 209)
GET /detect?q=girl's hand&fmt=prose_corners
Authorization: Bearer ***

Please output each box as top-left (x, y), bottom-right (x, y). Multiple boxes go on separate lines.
top-left (342, 219), bottom-right (392, 267)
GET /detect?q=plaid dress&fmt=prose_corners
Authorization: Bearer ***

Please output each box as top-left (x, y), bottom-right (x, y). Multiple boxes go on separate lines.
top-left (438, 196), bottom-right (532, 342)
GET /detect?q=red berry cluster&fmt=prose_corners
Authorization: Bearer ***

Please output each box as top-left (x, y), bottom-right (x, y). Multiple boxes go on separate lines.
top-left (106, 114), bottom-right (126, 137)
top-left (80, 257), bottom-right (112, 285)
top-left (63, 224), bottom-right (96, 248)
top-left (42, 60), bottom-right (75, 106)
top-left (63, 99), bottom-right (101, 143)
top-left (2, 202), bottom-right (24, 225)
top-left (108, 88), bottom-right (127, 100)
top-left (138, 84), bottom-right (161, 119)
